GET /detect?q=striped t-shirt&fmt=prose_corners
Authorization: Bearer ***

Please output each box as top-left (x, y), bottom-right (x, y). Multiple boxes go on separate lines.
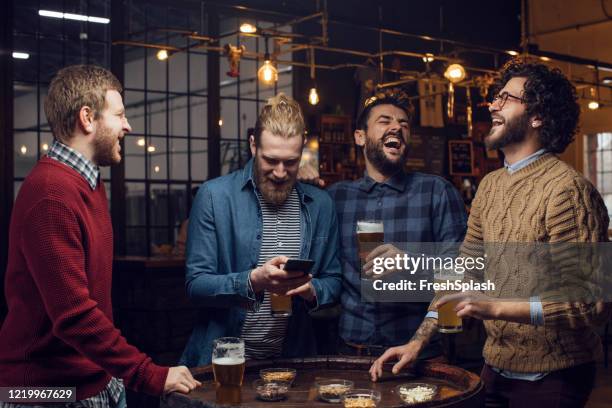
top-left (241, 188), bottom-right (302, 360)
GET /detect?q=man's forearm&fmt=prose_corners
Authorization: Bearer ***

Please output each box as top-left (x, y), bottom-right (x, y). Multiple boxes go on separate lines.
top-left (410, 317), bottom-right (438, 344)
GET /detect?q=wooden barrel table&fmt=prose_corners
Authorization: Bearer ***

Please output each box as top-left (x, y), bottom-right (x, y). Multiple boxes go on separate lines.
top-left (161, 356), bottom-right (484, 408)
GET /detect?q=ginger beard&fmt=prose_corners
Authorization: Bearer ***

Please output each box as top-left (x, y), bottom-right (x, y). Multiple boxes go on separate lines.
top-left (253, 153), bottom-right (296, 206)
top-left (364, 130), bottom-right (409, 176)
top-left (485, 111), bottom-right (530, 151)
top-left (93, 123), bottom-right (123, 166)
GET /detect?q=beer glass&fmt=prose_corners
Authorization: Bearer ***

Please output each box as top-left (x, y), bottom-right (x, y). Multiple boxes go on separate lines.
top-left (212, 337), bottom-right (245, 405)
top-left (356, 220), bottom-right (384, 280)
top-left (270, 292), bottom-right (292, 317)
top-left (434, 271), bottom-right (463, 333)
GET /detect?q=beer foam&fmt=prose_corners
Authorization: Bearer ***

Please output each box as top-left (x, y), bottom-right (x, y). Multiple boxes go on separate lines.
top-left (213, 357), bottom-right (246, 365)
top-left (357, 221), bottom-right (384, 233)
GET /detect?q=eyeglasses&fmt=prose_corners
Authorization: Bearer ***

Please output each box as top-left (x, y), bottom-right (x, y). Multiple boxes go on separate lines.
top-left (491, 91), bottom-right (524, 109)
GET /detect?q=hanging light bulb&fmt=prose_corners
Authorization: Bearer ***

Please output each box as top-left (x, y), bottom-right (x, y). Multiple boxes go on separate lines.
top-left (156, 49), bottom-right (169, 61)
top-left (308, 88), bottom-right (319, 105)
top-left (239, 23), bottom-right (257, 34)
top-left (258, 37), bottom-right (278, 85)
top-left (444, 63), bottom-right (467, 83)
top-left (307, 47), bottom-right (319, 105)
top-left (444, 63), bottom-right (467, 120)
top-left (258, 59), bottom-right (278, 84)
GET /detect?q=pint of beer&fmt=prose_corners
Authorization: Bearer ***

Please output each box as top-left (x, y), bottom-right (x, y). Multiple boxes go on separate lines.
top-left (212, 337), bottom-right (245, 405)
top-left (357, 220), bottom-right (384, 279)
top-left (435, 273), bottom-right (463, 333)
top-left (270, 292), bottom-right (292, 317)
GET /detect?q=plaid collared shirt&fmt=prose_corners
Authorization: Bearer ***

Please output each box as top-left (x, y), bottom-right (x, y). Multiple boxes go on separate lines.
top-left (0, 378), bottom-right (125, 408)
top-left (327, 171), bottom-right (467, 347)
top-left (46, 140), bottom-right (100, 190)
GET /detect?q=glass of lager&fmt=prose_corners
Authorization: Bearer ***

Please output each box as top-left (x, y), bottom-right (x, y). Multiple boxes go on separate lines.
top-left (434, 270), bottom-right (463, 333)
top-left (212, 337), bottom-right (245, 405)
top-left (270, 292), bottom-right (292, 317)
top-left (356, 220), bottom-right (384, 280)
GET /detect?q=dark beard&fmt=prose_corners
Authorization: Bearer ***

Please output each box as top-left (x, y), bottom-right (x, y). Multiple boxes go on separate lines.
top-left (253, 156), bottom-right (295, 206)
top-left (485, 112), bottom-right (530, 150)
top-left (93, 125), bottom-right (120, 166)
top-left (364, 133), bottom-right (408, 177)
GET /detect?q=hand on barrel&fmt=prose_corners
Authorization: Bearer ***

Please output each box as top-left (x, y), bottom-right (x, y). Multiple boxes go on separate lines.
top-left (435, 291), bottom-right (499, 320)
top-left (363, 244), bottom-right (404, 279)
top-left (369, 340), bottom-right (423, 382)
top-left (297, 163), bottom-right (326, 187)
top-left (164, 366), bottom-right (202, 394)
top-left (250, 256), bottom-right (312, 295)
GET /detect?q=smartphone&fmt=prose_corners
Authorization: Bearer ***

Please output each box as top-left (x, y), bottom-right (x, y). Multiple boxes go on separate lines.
top-left (283, 258), bottom-right (315, 275)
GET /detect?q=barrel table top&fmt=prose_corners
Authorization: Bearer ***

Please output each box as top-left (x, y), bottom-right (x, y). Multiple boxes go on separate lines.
top-left (162, 356), bottom-right (484, 408)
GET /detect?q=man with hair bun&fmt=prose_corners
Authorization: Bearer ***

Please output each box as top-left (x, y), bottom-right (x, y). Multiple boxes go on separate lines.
top-left (181, 93), bottom-right (341, 366)
top-left (371, 60), bottom-right (611, 408)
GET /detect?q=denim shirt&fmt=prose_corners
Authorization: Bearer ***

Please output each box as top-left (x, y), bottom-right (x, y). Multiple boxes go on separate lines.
top-left (179, 159), bottom-right (342, 367)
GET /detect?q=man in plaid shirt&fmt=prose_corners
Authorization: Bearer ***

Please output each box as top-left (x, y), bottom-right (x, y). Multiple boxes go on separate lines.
top-left (326, 90), bottom-right (467, 357)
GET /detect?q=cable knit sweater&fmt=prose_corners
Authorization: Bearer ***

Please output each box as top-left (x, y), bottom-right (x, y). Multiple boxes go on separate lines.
top-left (462, 153), bottom-right (610, 372)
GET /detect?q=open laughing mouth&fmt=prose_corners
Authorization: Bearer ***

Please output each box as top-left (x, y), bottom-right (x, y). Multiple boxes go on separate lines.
top-left (383, 135), bottom-right (402, 153)
top-left (491, 116), bottom-right (504, 128)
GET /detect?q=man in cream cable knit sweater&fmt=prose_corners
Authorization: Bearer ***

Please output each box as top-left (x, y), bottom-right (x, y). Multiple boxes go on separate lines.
top-left (369, 59), bottom-right (611, 407)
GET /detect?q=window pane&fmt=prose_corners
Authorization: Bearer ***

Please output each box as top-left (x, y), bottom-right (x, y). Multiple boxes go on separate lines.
top-left (170, 138), bottom-right (189, 180)
top-left (126, 182), bottom-right (146, 226)
top-left (189, 52), bottom-right (207, 94)
top-left (126, 227), bottom-right (147, 256)
top-left (148, 93), bottom-right (167, 135)
top-left (190, 139), bottom-right (208, 181)
top-left (169, 52), bottom-right (188, 94)
top-left (14, 131), bottom-right (38, 178)
top-left (147, 53), bottom-right (167, 93)
top-left (190, 96), bottom-right (207, 138)
top-left (125, 47), bottom-right (146, 90)
top-left (220, 98), bottom-right (238, 140)
top-left (125, 135), bottom-right (146, 179)
top-left (170, 184), bottom-right (189, 227)
top-left (150, 183), bottom-right (169, 226)
top-left (14, 84), bottom-right (38, 130)
top-left (170, 96), bottom-right (189, 137)
top-left (125, 90), bottom-right (145, 135)
top-left (149, 136), bottom-right (168, 180)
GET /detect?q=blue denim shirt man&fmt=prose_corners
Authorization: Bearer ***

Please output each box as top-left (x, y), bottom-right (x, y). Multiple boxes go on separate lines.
top-left (180, 94), bottom-right (342, 367)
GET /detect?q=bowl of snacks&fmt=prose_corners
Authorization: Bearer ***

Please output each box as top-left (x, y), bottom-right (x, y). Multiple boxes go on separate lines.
top-left (342, 389), bottom-right (381, 408)
top-left (395, 383), bottom-right (438, 405)
top-left (253, 379), bottom-right (290, 401)
top-left (315, 379), bottom-right (355, 403)
top-left (259, 368), bottom-right (297, 385)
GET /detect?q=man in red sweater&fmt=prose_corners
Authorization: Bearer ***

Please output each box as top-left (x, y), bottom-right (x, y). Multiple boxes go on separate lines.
top-left (0, 65), bottom-right (200, 406)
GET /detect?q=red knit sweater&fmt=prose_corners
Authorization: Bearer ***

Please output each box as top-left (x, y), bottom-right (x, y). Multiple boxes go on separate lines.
top-left (0, 157), bottom-right (168, 399)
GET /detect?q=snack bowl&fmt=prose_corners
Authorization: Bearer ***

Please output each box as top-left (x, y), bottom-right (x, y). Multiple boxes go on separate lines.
top-left (341, 389), bottom-right (381, 408)
top-left (395, 383), bottom-right (438, 405)
top-left (315, 379), bottom-right (355, 403)
top-left (259, 368), bottom-right (297, 385)
top-left (252, 379), bottom-right (290, 401)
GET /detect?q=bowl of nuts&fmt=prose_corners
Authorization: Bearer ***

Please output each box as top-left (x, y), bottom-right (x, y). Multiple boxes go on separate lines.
top-left (253, 379), bottom-right (290, 401)
top-left (396, 383), bottom-right (438, 405)
top-left (259, 368), bottom-right (297, 385)
top-left (341, 389), bottom-right (381, 408)
top-left (315, 379), bottom-right (355, 403)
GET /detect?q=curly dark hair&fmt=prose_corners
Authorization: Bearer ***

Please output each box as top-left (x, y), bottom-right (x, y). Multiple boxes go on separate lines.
top-left (495, 58), bottom-right (580, 154)
top-left (356, 88), bottom-right (414, 131)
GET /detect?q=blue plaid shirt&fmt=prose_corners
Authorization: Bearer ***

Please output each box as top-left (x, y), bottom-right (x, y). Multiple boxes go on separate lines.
top-left (328, 171), bottom-right (467, 347)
